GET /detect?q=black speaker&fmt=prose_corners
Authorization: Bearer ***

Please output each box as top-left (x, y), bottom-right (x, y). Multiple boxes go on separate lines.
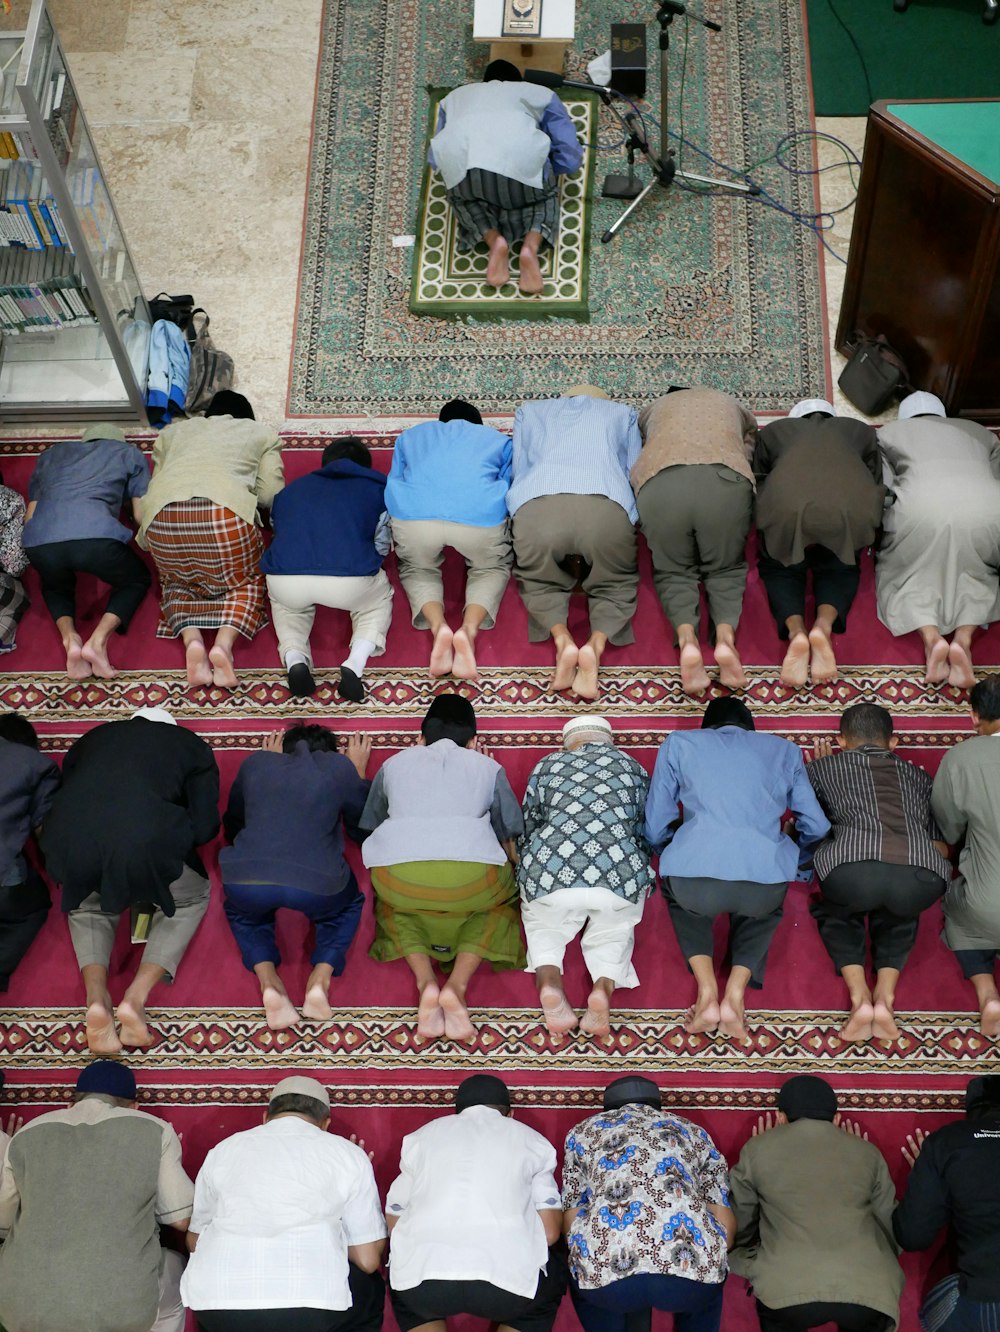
top-left (610, 22), bottom-right (647, 98)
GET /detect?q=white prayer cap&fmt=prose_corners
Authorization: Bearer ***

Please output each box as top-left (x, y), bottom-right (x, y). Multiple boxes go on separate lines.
top-left (788, 398), bottom-right (835, 419)
top-left (561, 383), bottom-right (610, 399)
top-left (131, 706), bottom-right (177, 726)
top-left (562, 715), bottom-right (614, 748)
top-left (269, 1076), bottom-right (330, 1111)
top-left (898, 391), bottom-right (946, 420)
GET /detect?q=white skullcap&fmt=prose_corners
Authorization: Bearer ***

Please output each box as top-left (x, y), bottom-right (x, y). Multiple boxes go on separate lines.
top-left (898, 391), bottom-right (946, 420)
top-left (788, 398), bottom-right (835, 419)
top-left (562, 715), bottom-right (613, 747)
top-left (131, 706), bottom-right (176, 726)
top-left (269, 1076), bottom-right (330, 1110)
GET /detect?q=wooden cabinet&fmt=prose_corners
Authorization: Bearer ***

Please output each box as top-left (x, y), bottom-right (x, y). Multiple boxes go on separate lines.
top-left (836, 99), bottom-right (1000, 424)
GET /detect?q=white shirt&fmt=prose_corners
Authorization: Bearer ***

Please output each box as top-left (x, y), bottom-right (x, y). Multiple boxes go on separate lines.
top-left (385, 1105), bottom-right (560, 1298)
top-left (180, 1117), bottom-right (387, 1312)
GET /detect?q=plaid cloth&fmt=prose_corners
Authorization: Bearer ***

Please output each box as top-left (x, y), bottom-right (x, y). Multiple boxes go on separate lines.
top-left (0, 571), bottom-right (28, 649)
top-left (145, 499), bottom-right (267, 639)
top-left (447, 167), bottom-right (559, 251)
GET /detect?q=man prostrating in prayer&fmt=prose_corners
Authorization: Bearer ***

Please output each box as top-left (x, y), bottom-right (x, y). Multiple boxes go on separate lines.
top-left (429, 59), bottom-right (583, 294)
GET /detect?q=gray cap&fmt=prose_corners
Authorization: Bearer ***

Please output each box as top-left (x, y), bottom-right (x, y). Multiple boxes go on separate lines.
top-left (81, 422), bottom-right (128, 443)
top-left (269, 1076), bottom-right (330, 1111)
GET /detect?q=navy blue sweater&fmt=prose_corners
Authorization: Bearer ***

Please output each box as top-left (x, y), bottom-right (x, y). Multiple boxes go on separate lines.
top-left (260, 460), bottom-right (387, 578)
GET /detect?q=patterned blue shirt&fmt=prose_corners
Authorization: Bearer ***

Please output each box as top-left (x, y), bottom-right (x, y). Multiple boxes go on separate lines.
top-left (507, 396), bottom-right (642, 522)
top-left (517, 743), bottom-right (653, 904)
top-left (562, 1104), bottom-right (730, 1291)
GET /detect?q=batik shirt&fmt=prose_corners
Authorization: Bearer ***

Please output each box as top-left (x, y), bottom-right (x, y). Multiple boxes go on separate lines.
top-left (0, 486), bottom-right (27, 577)
top-left (517, 743), bottom-right (654, 905)
top-left (562, 1103), bottom-right (730, 1291)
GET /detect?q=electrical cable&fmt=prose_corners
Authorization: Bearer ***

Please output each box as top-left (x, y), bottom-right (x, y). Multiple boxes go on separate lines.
top-left (824, 0), bottom-right (874, 108)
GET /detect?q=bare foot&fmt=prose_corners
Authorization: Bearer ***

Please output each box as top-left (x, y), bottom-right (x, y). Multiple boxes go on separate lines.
top-left (540, 983), bottom-right (579, 1035)
top-left (679, 641), bottom-right (711, 697)
top-left (117, 996), bottom-right (155, 1048)
top-left (808, 625), bottom-right (839, 684)
top-left (779, 632), bottom-right (810, 688)
top-left (683, 996), bottom-right (721, 1035)
top-left (416, 982), bottom-right (446, 1040)
top-left (209, 644), bottom-right (238, 689)
top-left (440, 986), bottom-right (478, 1042)
top-left (85, 999), bottom-right (122, 1055)
top-left (486, 234), bottom-right (510, 287)
top-left (839, 1000), bottom-right (874, 1043)
top-left (518, 246), bottom-right (544, 295)
top-left (572, 643), bottom-right (600, 700)
top-left (550, 638), bottom-right (579, 692)
top-left (81, 640), bottom-right (116, 679)
top-left (66, 638), bottom-right (93, 681)
top-left (580, 986), bottom-right (612, 1037)
top-left (872, 999), bottom-right (900, 1043)
top-left (452, 628), bottom-right (479, 682)
top-left (301, 983), bottom-right (333, 1022)
top-left (980, 998), bottom-right (1000, 1039)
top-left (185, 640), bottom-right (213, 688)
top-left (261, 984), bottom-right (300, 1031)
top-left (429, 624), bottom-right (454, 678)
top-left (714, 640), bottom-right (747, 691)
top-left (719, 994), bottom-right (751, 1044)
top-left (947, 640), bottom-right (975, 690)
top-left (924, 636), bottom-right (950, 685)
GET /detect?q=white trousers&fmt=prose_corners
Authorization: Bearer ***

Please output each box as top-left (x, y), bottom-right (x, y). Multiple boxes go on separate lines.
top-left (151, 1248), bottom-right (186, 1332)
top-left (265, 570), bottom-right (394, 665)
top-left (521, 886), bottom-right (645, 987)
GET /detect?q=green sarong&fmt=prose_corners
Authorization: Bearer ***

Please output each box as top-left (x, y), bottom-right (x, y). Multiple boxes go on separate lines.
top-left (369, 859), bottom-right (525, 970)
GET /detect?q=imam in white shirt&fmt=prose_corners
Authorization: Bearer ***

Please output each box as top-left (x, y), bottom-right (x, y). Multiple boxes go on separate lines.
top-left (385, 1104), bottom-right (560, 1299)
top-left (180, 1116), bottom-right (387, 1312)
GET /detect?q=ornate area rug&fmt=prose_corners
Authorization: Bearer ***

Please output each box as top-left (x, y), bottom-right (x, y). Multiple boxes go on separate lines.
top-left (409, 94), bottom-right (596, 321)
top-left (290, 0), bottom-right (830, 416)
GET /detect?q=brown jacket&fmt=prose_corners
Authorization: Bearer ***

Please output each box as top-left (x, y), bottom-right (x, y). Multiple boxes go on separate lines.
top-left (632, 387), bottom-right (758, 493)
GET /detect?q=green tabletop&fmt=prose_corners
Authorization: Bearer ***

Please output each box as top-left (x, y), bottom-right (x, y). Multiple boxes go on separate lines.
top-left (887, 101), bottom-right (1000, 184)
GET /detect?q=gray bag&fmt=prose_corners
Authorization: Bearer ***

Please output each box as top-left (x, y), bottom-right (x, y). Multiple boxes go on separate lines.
top-left (184, 310), bottom-right (235, 415)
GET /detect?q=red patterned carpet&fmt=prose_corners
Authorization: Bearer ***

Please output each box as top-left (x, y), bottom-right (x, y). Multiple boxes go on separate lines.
top-left (1, 433), bottom-right (998, 1330)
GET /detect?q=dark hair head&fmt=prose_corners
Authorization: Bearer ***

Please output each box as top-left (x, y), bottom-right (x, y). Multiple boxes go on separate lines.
top-left (322, 435), bottom-right (372, 469)
top-left (966, 1076), bottom-right (1000, 1119)
top-left (266, 1093), bottom-right (329, 1125)
top-left (455, 1074), bottom-right (511, 1114)
top-left (701, 696), bottom-right (755, 732)
top-left (603, 1075), bottom-right (662, 1111)
top-left (484, 59), bottom-right (522, 82)
top-left (421, 692), bottom-right (477, 748)
top-left (281, 724), bottom-right (340, 754)
top-left (0, 712), bottom-right (39, 749)
top-left (970, 675), bottom-right (1000, 723)
top-left (439, 398), bottom-right (483, 426)
top-left (205, 390), bottom-right (255, 420)
top-left (777, 1074), bottom-right (838, 1123)
top-left (840, 703), bottom-right (893, 747)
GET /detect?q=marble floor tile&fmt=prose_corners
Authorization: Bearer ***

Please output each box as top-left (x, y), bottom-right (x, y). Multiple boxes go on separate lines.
top-left (65, 50), bottom-right (197, 124)
top-left (125, 0), bottom-right (323, 54)
top-left (48, 0), bottom-right (132, 53)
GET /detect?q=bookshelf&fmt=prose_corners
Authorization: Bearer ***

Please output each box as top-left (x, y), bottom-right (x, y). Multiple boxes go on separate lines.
top-left (0, 0), bottom-right (150, 423)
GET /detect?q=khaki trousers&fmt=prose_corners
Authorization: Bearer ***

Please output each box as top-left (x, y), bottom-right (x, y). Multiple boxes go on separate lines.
top-left (391, 517), bottom-right (512, 629)
top-left (265, 570), bottom-right (393, 665)
top-left (521, 886), bottom-right (644, 986)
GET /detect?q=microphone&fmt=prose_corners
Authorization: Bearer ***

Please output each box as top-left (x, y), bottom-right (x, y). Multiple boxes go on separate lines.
top-left (658, 2), bottom-right (722, 32)
top-left (522, 69), bottom-right (610, 93)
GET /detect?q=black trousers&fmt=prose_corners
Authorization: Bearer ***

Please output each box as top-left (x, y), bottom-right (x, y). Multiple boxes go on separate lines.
top-left (391, 1250), bottom-right (568, 1332)
top-left (666, 876), bottom-right (787, 988)
top-left (956, 948), bottom-right (998, 980)
top-left (757, 541), bottom-right (860, 638)
top-left (756, 1298), bottom-right (892, 1332)
top-left (812, 861), bottom-right (946, 972)
top-left (196, 1265), bottom-right (384, 1332)
top-left (27, 537), bottom-right (150, 630)
top-left (0, 866), bottom-right (50, 991)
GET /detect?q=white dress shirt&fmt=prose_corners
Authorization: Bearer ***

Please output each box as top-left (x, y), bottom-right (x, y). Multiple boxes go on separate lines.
top-left (180, 1116), bottom-right (387, 1312)
top-left (386, 1104), bottom-right (560, 1298)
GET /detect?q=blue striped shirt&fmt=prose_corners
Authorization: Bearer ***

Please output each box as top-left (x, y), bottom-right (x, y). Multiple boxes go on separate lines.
top-left (507, 396), bottom-right (642, 522)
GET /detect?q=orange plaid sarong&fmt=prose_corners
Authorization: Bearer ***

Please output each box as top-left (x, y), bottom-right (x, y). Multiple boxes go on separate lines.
top-left (145, 500), bottom-right (266, 639)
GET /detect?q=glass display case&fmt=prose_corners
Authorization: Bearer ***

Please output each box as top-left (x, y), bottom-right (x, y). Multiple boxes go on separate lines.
top-left (0, 0), bottom-right (149, 422)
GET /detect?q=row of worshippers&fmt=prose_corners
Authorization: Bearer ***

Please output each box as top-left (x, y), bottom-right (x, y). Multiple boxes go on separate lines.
top-left (2, 384), bottom-right (997, 702)
top-left (3, 676), bottom-right (1000, 1050)
top-left (1, 1064), bottom-right (998, 1332)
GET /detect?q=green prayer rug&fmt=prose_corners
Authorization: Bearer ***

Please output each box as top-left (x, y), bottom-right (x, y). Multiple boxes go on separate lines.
top-left (408, 94), bottom-right (597, 322)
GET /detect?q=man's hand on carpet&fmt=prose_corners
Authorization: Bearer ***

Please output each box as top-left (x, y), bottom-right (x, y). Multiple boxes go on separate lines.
top-left (471, 736), bottom-right (493, 758)
top-left (839, 1118), bottom-right (869, 1141)
top-left (751, 1112), bottom-right (779, 1137)
top-left (2, 1112), bottom-right (23, 1138)
top-left (807, 736), bottom-right (836, 763)
top-left (902, 1128), bottom-right (927, 1168)
top-left (262, 731), bottom-right (284, 753)
top-left (349, 1132), bottom-right (375, 1162)
top-left (345, 733), bottom-right (373, 778)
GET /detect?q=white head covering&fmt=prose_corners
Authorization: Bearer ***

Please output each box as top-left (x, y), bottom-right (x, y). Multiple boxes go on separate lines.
top-left (269, 1075), bottom-right (330, 1111)
top-left (131, 706), bottom-right (176, 726)
top-left (898, 391), bottom-right (946, 420)
top-left (788, 398), bottom-right (835, 419)
top-left (562, 715), bottom-right (614, 749)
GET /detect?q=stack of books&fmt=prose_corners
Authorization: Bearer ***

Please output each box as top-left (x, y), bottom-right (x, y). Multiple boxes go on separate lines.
top-left (0, 244), bottom-right (95, 334)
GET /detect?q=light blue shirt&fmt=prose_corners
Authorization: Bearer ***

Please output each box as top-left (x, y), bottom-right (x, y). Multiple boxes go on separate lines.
top-left (644, 727), bottom-right (831, 883)
top-left (507, 396), bottom-right (641, 522)
top-left (385, 420), bottom-right (512, 527)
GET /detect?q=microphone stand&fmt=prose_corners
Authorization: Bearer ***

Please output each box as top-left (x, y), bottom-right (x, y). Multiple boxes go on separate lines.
top-left (599, 1), bottom-right (758, 244)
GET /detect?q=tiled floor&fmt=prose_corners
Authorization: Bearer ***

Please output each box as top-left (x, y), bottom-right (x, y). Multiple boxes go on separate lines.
top-left (2, 0), bottom-right (866, 430)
